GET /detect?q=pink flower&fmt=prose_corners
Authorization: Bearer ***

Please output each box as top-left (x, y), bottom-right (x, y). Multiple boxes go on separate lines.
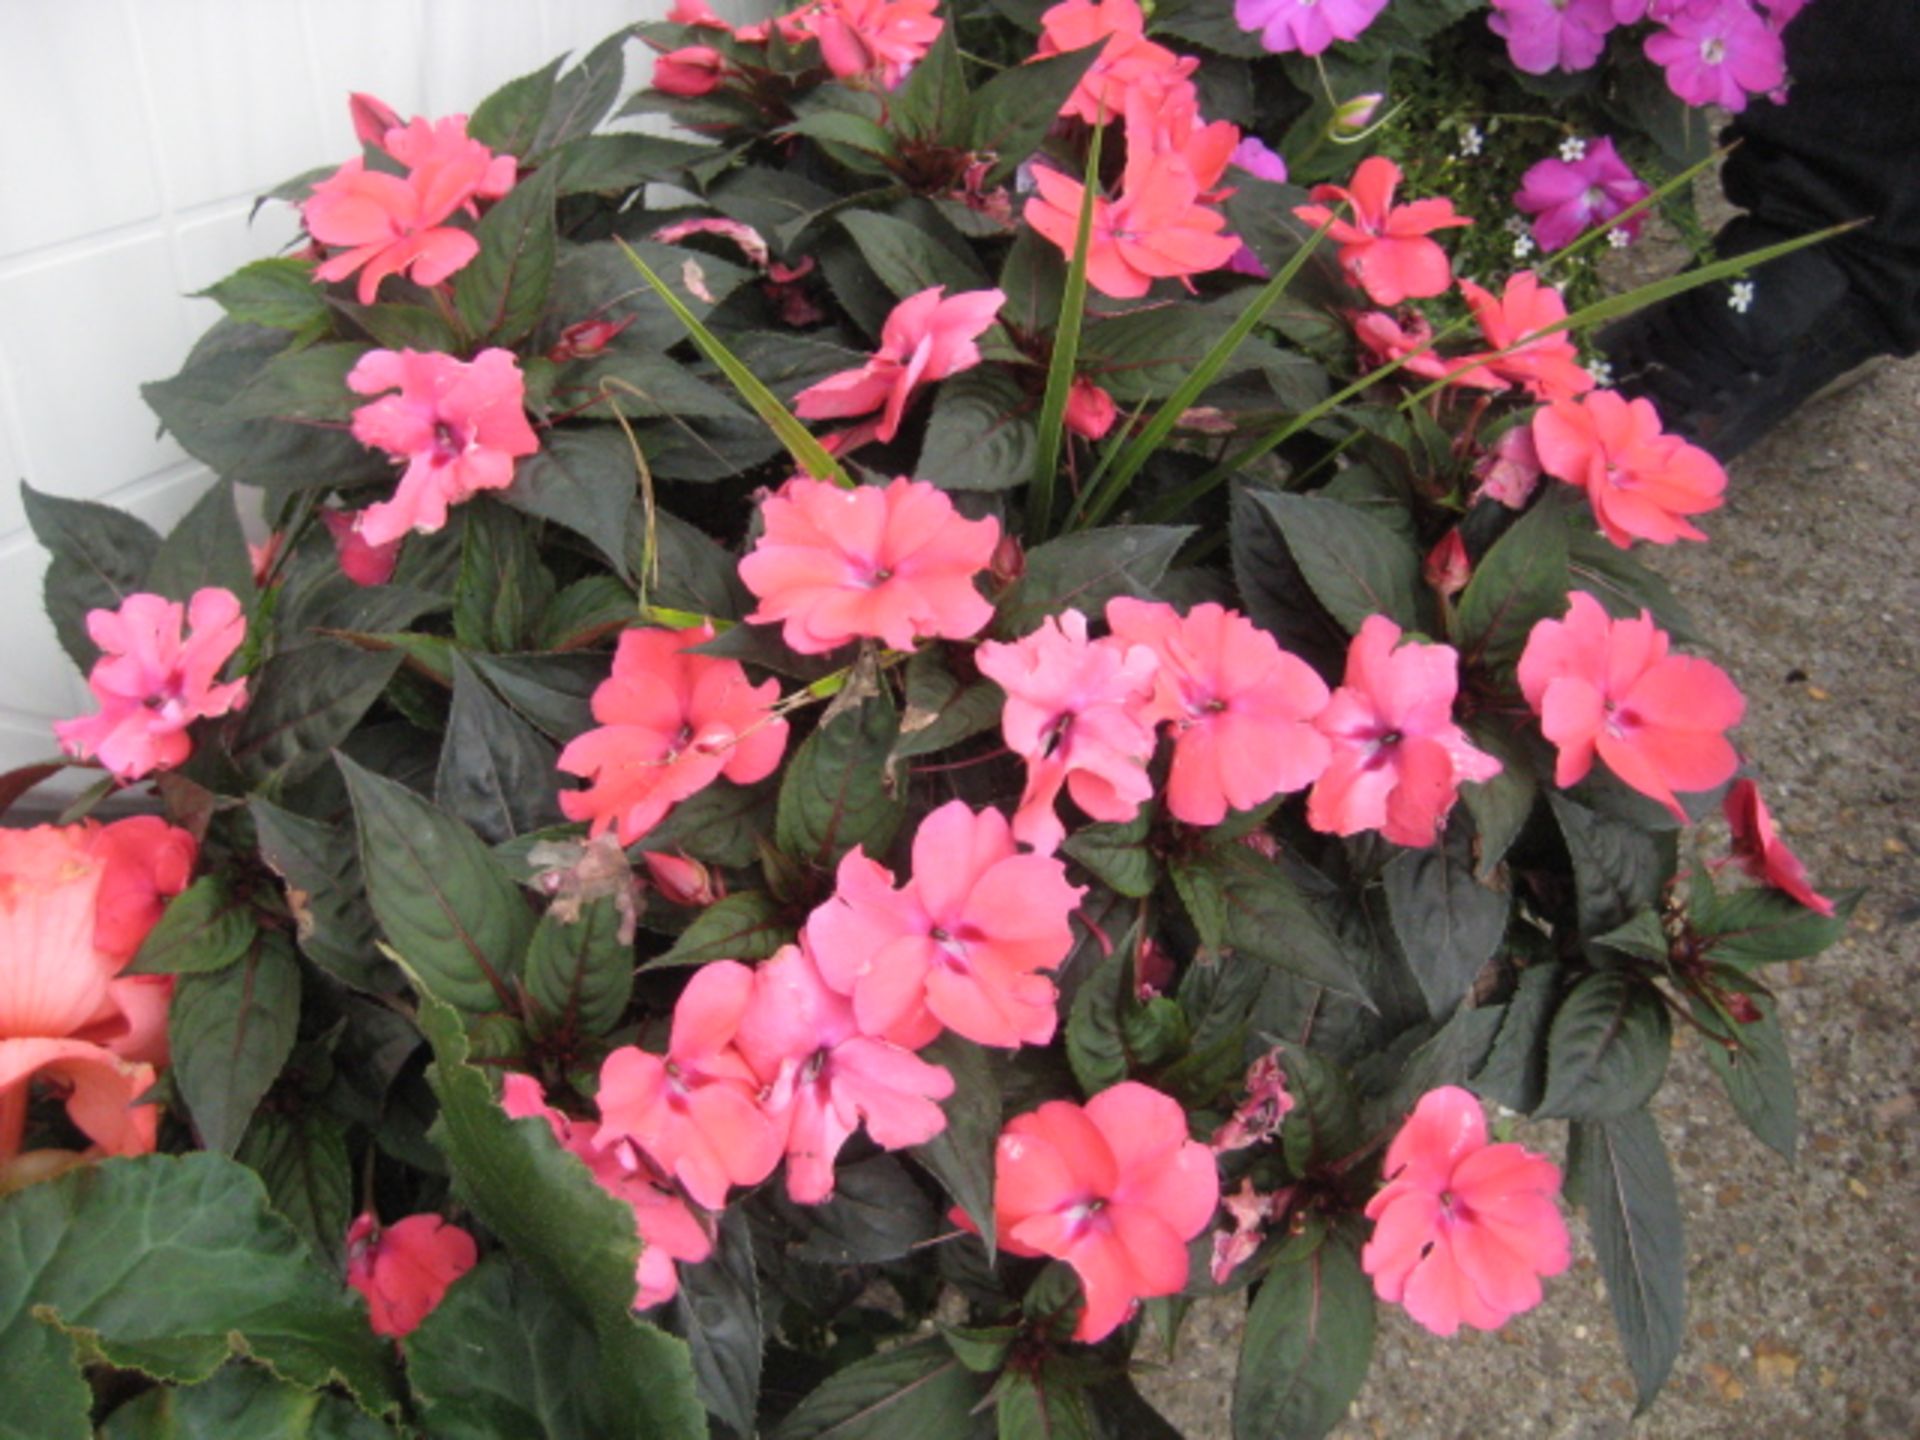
top-left (653, 45), bottom-right (728, 96)
top-left (347, 92), bottom-right (403, 149)
top-left (55, 589), bottom-right (248, 783)
top-left (799, 0), bottom-right (945, 88)
top-left (1106, 598), bottom-right (1332, 827)
top-left (502, 1074), bottom-right (713, 1309)
top-left (992, 1083), bottom-right (1220, 1341)
top-left (1307, 617), bottom-right (1502, 848)
top-left (1034, 0), bottom-right (1198, 127)
top-left (1474, 425), bottom-right (1545, 509)
top-left (650, 217), bottom-right (771, 270)
top-left (1210, 1049), bottom-right (1295, 1153)
top-left (1351, 309), bottom-right (1504, 391)
top-left (345, 1212), bottom-right (477, 1339)
top-left (1517, 591), bottom-right (1745, 820)
top-left (1294, 158), bottom-right (1471, 307)
top-left (1645, 0), bottom-right (1785, 111)
top-left (736, 943), bottom-right (955, 1203)
top-left (1532, 389), bottom-right (1726, 547)
top-left (593, 961), bottom-right (786, 1210)
top-left (1487, 0), bottom-right (1619, 73)
top-left (1065, 378), bottom-right (1119, 440)
top-left (302, 114), bottom-right (515, 305)
top-left (793, 286), bottom-right (1003, 446)
top-left (1514, 137), bottom-right (1652, 252)
top-left (346, 348), bottom-right (541, 547)
top-left (975, 611), bottom-right (1161, 855)
top-left (1723, 779), bottom-right (1834, 917)
top-left (805, 801), bottom-right (1084, 1049)
top-left (1123, 82), bottom-right (1239, 198)
top-left (1458, 271), bottom-right (1596, 403)
top-left (738, 476), bottom-right (999, 653)
top-left (1235, 0), bottom-right (1391, 55)
top-left (1025, 160), bottom-right (1242, 301)
top-left (321, 508), bottom-right (403, 586)
top-left (557, 624), bottom-right (789, 846)
top-left (1363, 1086), bottom-right (1570, 1336)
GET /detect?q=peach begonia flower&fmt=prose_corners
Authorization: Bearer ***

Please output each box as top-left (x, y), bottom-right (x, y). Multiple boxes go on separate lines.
top-left (55, 588), bottom-right (248, 783)
top-left (1307, 616), bottom-right (1502, 849)
top-left (738, 476), bottom-right (999, 654)
top-left (805, 801), bottom-right (1085, 1049)
top-left (1035, 0), bottom-right (1199, 127)
top-left (1531, 389), bottom-right (1726, 548)
top-left (344, 1212), bottom-right (478, 1339)
top-left (347, 348), bottom-right (541, 547)
top-left (1293, 156), bottom-right (1471, 307)
top-left (503, 1073), bottom-right (713, 1310)
top-left (593, 961), bottom-right (786, 1210)
top-left (991, 1082), bottom-right (1220, 1342)
top-left (1362, 1086), bottom-right (1570, 1337)
top-left (1106, 598), bottom-right (1332, 827)
top-left (975, 610), bottom-right (1161, 856)
top-left (793, 285), bottom-right (1004, 445)
top-left (302, 111), bottom-right (515, 305)
top-left (1457, 271), bottom-right (1595, 404)
top-left (1025, 159), bottom-right (1241, 302)
top-left (794, 0), bottom-right (945, 88)
top-left (653, 45), bottom-right (728, 96)
top-left (86, 815), bottom-right (196, 965)
top-left (0, 1039), bottom-right (158, 1169)
top-left (557, 624), bottom-right (788, 847)
top-left (1517, 591), bottom-right (1745, 821)
top-left (736, 943), bottom-right (955, 1204)
top-left (321, 508), bottom-right (404, 587)
top-left (1723, 779), bottom-right (1834, 917)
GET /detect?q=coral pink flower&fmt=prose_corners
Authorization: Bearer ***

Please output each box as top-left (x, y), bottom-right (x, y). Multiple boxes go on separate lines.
top-left (1307, 617), bottom-right (1502, 848)
top-left (975, 611), bottom-right (1161, 855)
top-left (1487, 0), bottom-right (1618, 74)
top-left (348, 92), bottom-right (404, 149)
top-left (503, 1073), bottom-right (714, 1309)
top-left (1123, 83), bottom-right (1239, 199)
top-left (344, 1213), bottom-right (478, 1339)
top-left (54, 589), bottom-right (248, 783)
top-left (1106, 598), bottom-right (1332, 827)
top-left (1474, 425), bottom-right (1545, 509)
top-left (1362, 1086), bottom-right (1570, 1336)
top-left (653, 45), bottom-right (728, 96)
top-left (1532, 389), bottom-right (1726, 547)
top-left (1065, 378), bottom-right (1119, 440)
top-left (991, 1083), bottom-right (1220, 1341)
top-left (347, 348), bottom-right (541, 546)
top-left (738, 476), bottom-right (999, 653)
top-left (558, 624), bottom-right (788, 847)
top-left (1458, 271), bottom-right (1596, 403)
top-left (302, 114), bottom-right (515, 305)
top-left (805, 801), bottom-right (1084, 1049)
top-left (799, 0), bottom-right (945, 88)
top-left (1294, 157), bottom-right (1471, 307)
top-left (1513, 137), bottom-right (1652, 253)
top-left (1517, 591), bottom-right (1745, 820)
top-left (1035, 0), bottom-right (1199, 127)
top-left (86, 816), bottom-right (196, 965)
top-left (1236, 0), bottom-right (1392, 55)
top-left (1723, 779), bottom-right (1834, 917)
top-left (502, 1074), bottom-right (713, 1309)
top-left (1025, 161), bottom-right (1241, 301)
top-left (0, 1039), bottom-right (158, 1167)
top-left (736, 944), bottom-right (955, 1204)
top-left (321, 508), bottom-right (404, 587)
top-left (794, 286), bottom-right (1003, 445)
top-left (594, 961), bottom-right (785, 1210)
top-left (1645, 0), bottom-right (1785, 111)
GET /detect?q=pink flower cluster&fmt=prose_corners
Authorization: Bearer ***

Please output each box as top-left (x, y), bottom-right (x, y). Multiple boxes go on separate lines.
top-left (0, 818), bottom-right (195, 1187)
top-left (651, 0), bottom-right (942, 94)
top-left (1488, 0), bottom-right (1800, 112)
top-left (345, 1212), bottom-right (477, 1338)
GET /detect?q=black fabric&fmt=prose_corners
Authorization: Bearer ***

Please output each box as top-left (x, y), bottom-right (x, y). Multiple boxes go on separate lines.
top-left (1720, 0), bottom-right (1920, 351)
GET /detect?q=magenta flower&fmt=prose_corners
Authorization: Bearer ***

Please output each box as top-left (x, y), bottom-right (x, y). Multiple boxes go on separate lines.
top-left (1644, 0), bottom-right (1785, 111)
top-left (792, 286), bottom-right (1003, 446)
top-left (1235, 0), bottom-right (1391, 55)
top-left (1487, 0), bottom-right (1619, 74)
top-left (1513, 137), bottom-right (1652, 252)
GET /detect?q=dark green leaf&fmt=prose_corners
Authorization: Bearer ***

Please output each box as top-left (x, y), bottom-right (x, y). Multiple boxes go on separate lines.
top-left (651, 891), bottom-right (792, 968)
top-left (526, 895), bottom-right (634, 1038)
top-left (341, 753), bottom-right (533, 1012)
top-left (968, 49), bottom-right (1101, 183)
top-left (837, 209), bottom-right (990, 299)
top-left (1696, 885), bottom-right (1859, 968)
top-left (633, 778), bottom-right (775, 869)
top-left (455, 166), bottom-right (560, 344)
top-left (1078, 298), bottom-right (1292, 403)
top-left (1460, 720), bottom-right (1537, 878)
top-left (453, 498), bottom-right (553, 652)
top-left (1244, 490), bottom-right (1420, 635)
top-left (1149, 0), bottom-right (1270, 56)
top-left (99, 1362), bottom-right (389, 1438)
top-left (466, 651), bottom-right (606, 740)
top-left (1455, 494), bottom-right (1572, 671)
top-left (1569, 1112), bottom-right (1686, 1411)
top-left (1471, 961), bottom-right (1564, 1113)
top-left (470, 56), bottom-right (563, 155)
top-left (1066, 946), bottom-right (1132, 1095)
top-left (1276, 1044), bottom-right (1362, 1175)
top-left (551, 133), bottom-right (712, 195)
top-left (891, 23), bottom-right (969, 141)
top-left (127, 875), bottom-right (258, 977)
top-left (502, 426), bottom-right (640, 579)
top-left (632, 507), bottom-right (755, 622)
top-left (234, 1111), bottom-right (353, 1274)
top-left (911, 1033), bottom-right (1001, 1259)
top-left (894, 647), bottom-right (1004, 760)
top-left (998, 525), bottom-right (1192, 635)
top-left (915, 366), bottom-right (1038, 491)
top-left (1062, 813), bottom-right (1158, 899)
top-left (0, 1154), bottom-right (399, 1440)
top-left (770, 1338), bottom-right (993, 1440)
top-left (1536, 971), bottom-right (1672, 1121)
top-left (775, 692), bottom-right (908, 868)
top-left (774, 1154), bottom-right (937, 1266)
top-left (536, 29), bottom-right (631, 152)
top-left (197, 257), bottom-right (329, 333)
top-left (144, 478), bottom-right (256, 604)
top-left (437, 652), bottom-right (565, 844)
top-left (218, 342), bottom-right (367, 423)
top-left (1227, 481), bottom-right (1346, 677)
top-left (330, 299), bottom-right (461, 353)
top-left (997, 1365), bottom-right (1096, 1440)
top-left (1693, 977), bottom-right (1796, 1160)
top-left (250, 798), bottom-right (395, 992)
top-left (1232, 1235), bottom-right (1375, 1440)
top-left (546, 240), bottom-right (754, 354)
top-left (170, 933), bottom-right (301, 1154)
top-left (1568, 529), bottom-right (1700, 646)
top-left (783, 108), bottom-right (898, 161)
top-left (231, 642), bottom-right (402, 787)
top-left (670, 1208), bottom-right (762, 1438)
top-left (1549, 794), bottom-right (1676, 939)
top-left (1381, 846), bottom-right (1508, 1016)
top-left (1173, 847), bottom-right (1370, 1006)
top-left (21, 483), bottom-right (161, 669)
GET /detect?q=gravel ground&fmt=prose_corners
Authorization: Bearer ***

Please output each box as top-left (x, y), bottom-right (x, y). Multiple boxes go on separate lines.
top-left (1138, 353), bottom-right (1920, 1437)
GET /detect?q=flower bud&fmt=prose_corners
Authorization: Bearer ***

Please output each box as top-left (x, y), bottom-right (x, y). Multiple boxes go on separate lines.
top-left (348, 92), bottom-right (402, 149)
top-left (1332, 93), bottom-right (1385, 138)
top-left (1064, 377), bottom-right (1118, 441)
top-left (643, 851), bottom-right (722, 908)
top-left (1424, 529), bottom-right (1471, 601)
top-left (547, 315), bottom-right (634, 363)
top-left (653, 46), bottom-right (727, 97)
top-left (989, 531), bottom-right (1025, 588)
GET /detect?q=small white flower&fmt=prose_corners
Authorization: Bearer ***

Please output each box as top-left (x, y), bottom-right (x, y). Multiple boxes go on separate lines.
top-left (1504, 215), bottom-right (1529, 236)
top-left (1512, 234), bottom-right (1536, 259)
top-left (1559, 136), bottom-right (1588, 164)
top-left (1606, 227), bottom-right (1632, 249)
top-left (1728, 279), bottom-right (1756, 314)
top-left (1458, 125), bottom-right (1484, 158)
top-left (1586, 359), bottom-right (1615, 387)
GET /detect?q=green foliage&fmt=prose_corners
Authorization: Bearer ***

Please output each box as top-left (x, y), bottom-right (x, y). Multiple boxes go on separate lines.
top-left (1232, 1236), bottom-right (1375, 1440)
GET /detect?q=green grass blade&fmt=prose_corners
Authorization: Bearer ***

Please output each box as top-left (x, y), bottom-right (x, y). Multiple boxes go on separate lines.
top-left (1028, 121), bottom-right (1104, 542)
top-left (614, 238), bottom-right (851, 487)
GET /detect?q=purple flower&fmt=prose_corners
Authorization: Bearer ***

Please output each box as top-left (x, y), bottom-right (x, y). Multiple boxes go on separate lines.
top-left (1487, 0), bottom-right (1619, 74)
top-left (1235, 0), bottom-right (1391, 56)
top-left (1644, 0), bottom-right (1785, 111)
top-left (1513, 137), bottom-right (1653, 251)
top-left (1231, 136), bottom-right (1290, 185)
